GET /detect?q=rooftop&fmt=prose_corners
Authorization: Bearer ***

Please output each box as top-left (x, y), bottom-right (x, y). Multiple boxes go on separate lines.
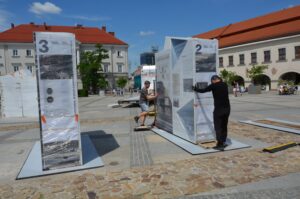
top-left (194, 5), bottom-right (300, 48)
top-left (0, 23), bottom-right (127, 45)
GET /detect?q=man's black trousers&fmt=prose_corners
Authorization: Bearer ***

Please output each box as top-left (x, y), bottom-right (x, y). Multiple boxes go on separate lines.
top-left (213, 108), bottom-right (230, 144)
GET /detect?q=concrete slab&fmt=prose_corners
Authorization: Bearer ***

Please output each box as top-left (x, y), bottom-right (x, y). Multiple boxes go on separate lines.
top-left (239, 120), bottom-right (300, 135)
top-left (266, 118), bottom-right (300, 126)
top-left (16, 134), bottom-right (104, 179)
top-left (151, 127), bottom-right (250, 155)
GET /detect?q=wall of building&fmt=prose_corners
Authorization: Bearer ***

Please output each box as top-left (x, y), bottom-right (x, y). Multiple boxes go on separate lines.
top-left (0, 43), bottom-right (35, 75)
top-left (0, 42), bottom-right (129, 90)
top-left (218, 35), bottom-right (300, 89)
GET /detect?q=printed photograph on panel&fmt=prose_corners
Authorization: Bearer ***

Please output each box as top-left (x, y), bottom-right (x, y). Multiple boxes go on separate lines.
top-left (39, 55), bottom-right (73, 79)
top-left (156, 81), bottom-right (173, 133)
top-left (42, 140), bottom-right (81, 170)
top-left (183, 78), bottom-right (193, 92)
top-left (195, 82), bottom-right (208, 90)
top-left (195, 53), bottom-right (216, 73)
top-left (172, 73), bottom-right (180, 96)
top-left (173, 98), bottom-right (179, 107)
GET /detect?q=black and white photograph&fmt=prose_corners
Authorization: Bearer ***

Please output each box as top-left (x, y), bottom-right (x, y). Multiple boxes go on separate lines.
top-left (195, 82), bottom-right (208, 90)
top-left (39, 55), bottom-right (73, 80)
top-left (195, 53), bottom-right (216, 73)
top-left (183, 78), bottom-right (193, 92)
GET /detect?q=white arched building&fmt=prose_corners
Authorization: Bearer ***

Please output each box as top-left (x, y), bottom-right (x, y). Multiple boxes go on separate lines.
top-left (194, 6), bottom-right (300, 89)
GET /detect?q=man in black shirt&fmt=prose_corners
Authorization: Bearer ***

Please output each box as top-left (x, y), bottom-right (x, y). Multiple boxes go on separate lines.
top-left (134, 81), bottom-right (157, 126)
top-left (192, 75), bottom-right (230, 150)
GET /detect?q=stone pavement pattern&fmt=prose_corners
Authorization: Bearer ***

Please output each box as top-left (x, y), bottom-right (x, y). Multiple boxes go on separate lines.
top-left (0, 93), bottom-right (299, 198)
top-left (0, 125), bottom-right (299, 198)
top-left (181, 186), bottom-right (300, 199)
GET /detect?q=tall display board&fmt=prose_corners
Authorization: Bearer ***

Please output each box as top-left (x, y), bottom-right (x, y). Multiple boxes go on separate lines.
top-left (155, 37), bottom-right (218, 144)
top-left (34, 32), bottom-right (82, 170)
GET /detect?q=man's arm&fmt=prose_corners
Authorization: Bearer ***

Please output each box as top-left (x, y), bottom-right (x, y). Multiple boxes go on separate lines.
top-left (146, 93), bottom-right (158, 101)
top-left (192, 84), bottom-right (213, 93)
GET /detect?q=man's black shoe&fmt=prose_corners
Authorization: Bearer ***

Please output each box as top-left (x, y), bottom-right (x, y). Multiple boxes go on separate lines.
top-left (213, 143), bottom-right (228, 151)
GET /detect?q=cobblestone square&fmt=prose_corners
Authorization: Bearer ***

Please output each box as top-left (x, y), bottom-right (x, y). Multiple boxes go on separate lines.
top-left (0, 92), bottom-right (299, 198)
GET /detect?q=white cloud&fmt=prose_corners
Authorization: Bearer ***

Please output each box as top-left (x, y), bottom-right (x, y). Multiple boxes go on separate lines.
top-left (66, 15), bottom-right (111, 21)
top-left (287, 4), bottom-right (294, 8)
top-left (29, 2), bottom-right (62, 15)
top-left (0, 9), bottom-right (12, 31)
top-left (139, 31), bottom-right (155, 36)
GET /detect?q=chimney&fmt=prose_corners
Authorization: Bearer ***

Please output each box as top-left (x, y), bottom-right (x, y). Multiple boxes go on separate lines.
top-left (11, 23), bottom-right (14, 28)
top-left (43, 22), bottom-right (48, 30)
top-left (30, 22), bottom-right (35, 25)
top-left (108, 31), bottom-right (115, 36)
top-left (76, 24), bottom-right (83, 28)
top-left (102, 26), bottom-right (106, 32)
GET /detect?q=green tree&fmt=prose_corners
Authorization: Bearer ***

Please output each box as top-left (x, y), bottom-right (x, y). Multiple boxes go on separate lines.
top-left (246, 64), bottom-right (268, 85)
top-left (219, 69), bottom-right (238, 85)
top-left (78, 44), bottom-right (109, 94)
top-left (116, 77), bottom-right (128, 88)
top-left (98, 77), bottom-right (108, 90)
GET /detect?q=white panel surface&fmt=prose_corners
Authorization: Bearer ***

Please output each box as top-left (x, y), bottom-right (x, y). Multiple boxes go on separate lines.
top-left (35, 32), bottom-right (82, 170)
top-left (155, 37), bottom-right (218, 144)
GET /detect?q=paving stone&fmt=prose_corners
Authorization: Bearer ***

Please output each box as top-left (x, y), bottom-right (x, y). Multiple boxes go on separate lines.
top-left (1, 115), bottom-right (300, 198)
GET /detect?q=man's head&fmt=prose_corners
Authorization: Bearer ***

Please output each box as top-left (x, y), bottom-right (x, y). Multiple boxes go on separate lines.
top-left (211, 75), bottom-right (222, 84)
top-left (144, 80), bottom-right (151, 89)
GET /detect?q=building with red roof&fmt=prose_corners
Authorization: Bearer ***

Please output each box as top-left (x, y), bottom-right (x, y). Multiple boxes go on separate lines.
top-left (194, 5), bottom-right (300, 89)
top-left (0, 23), bottom-right (129, 89)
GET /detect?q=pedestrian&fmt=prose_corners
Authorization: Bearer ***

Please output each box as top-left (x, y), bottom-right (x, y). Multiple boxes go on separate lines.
top-left (233, 81), bottom-right (238, 97)
top-left (134, 81), bottom-right (157, 127)
top-left (192, 75), bottom-right (230, 150)
top-left (130, 87), bottom-right (133, 96)
top-left (294, 85), bottom-right (298, 95)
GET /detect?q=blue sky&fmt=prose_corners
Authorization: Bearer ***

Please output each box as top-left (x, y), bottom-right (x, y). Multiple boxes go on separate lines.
top-left (0, 0), bottom-right (299, 72)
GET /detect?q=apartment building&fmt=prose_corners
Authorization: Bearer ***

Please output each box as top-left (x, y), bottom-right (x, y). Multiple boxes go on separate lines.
top-left (0, 23), bottom-right (129, 89)
top-left (194, 5), bottom-right (300, 89)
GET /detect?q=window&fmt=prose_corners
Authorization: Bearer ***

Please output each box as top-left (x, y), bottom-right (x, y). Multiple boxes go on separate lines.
top-left (13, 66), bottom-right (19, 72)
top-left (27, 65), bottom-right (33, 73)
top-left (103, 63), bottom-right (109, 72)
top-left (26, 49), bottom-right (32, 57)
top-left (264, 50), bottom-right (271, 62)
top-left (239, 54), bottom-right (245, 65)
top-left (117, 64), bottom-right (123, 73)
top-left (117, 51), bottom-right (123, 57)
top-left (295, 46), bottom-right (300, 59)
top-left (0, 63), bottom-right (3, 67)
top-left (228, 55), bottom-right (234, 66)
top-left (219, 57), bottom-right (223, 67)
top-left (251, 52), bottom-right (257, 64)
top-left (278, 48), bottom-right (286, 61)
top-left (12, 49), bottom-right (18, 57)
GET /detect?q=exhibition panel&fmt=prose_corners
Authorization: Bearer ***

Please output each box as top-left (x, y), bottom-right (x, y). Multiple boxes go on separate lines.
top-left (34, 32), bottom-right (82, 170)
top-left (155, 37), bottom-right (218, 144)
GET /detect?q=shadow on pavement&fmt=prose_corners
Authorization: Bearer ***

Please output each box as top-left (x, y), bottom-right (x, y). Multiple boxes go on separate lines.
top-left (121, 103), bottom-right (140, 108)
top-left (82, 130), bottom-right (120, 156)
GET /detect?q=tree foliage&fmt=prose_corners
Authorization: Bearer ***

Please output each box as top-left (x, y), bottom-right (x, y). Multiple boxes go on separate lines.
top-left (246, 64), bottom-right (268, 85)
top-left (116, 77), bottom-right (128, 88)
top-left (219, 69), bottom-right (238, 85)
top-left (78, 44), bottom-right (109, 94)
top-left (98, 78), bottom-right (108, 89)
